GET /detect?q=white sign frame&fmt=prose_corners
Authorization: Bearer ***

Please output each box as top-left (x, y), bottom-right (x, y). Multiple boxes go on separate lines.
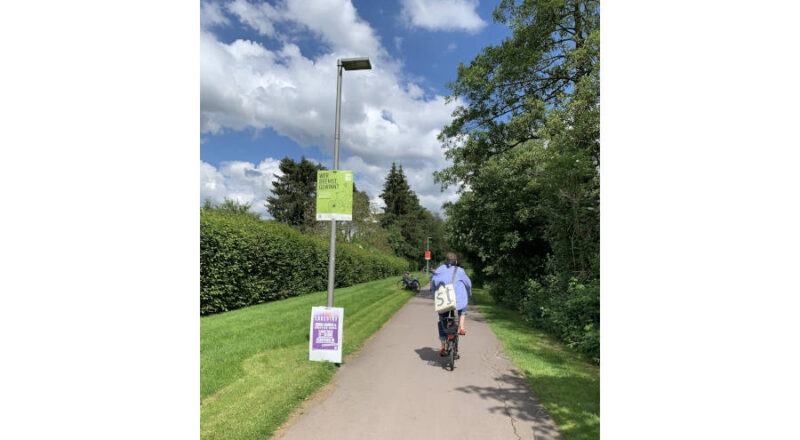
top-left (309, 307), bottom-right (344, 363)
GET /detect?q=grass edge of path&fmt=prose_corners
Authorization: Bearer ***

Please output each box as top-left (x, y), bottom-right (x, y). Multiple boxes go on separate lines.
top-left (470, 287), bottom-right (600, 440)
top-left (201, 275), bottom-right (426, 440)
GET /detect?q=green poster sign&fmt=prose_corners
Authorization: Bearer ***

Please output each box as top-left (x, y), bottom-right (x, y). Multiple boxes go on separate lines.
top-left (316, 170), bottom-right (354, 221)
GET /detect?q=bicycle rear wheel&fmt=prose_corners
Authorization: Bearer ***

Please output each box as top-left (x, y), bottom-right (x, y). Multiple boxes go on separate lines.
top-left (448, 339), bottom-right (456, 370)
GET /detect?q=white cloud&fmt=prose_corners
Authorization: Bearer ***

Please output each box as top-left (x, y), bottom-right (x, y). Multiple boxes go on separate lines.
top-left (225, 0), bottom-right (280, 36)
top-left (281, 0), bottom-right (384, 56)
top-left (201, 1), bottom-right (231, 29)
top-left (200, 158), bottom-right (283, 218)
top-left (200, 0), bottom-right (466, 215)
top-left (400, 0), bottom-right (486, 33)
top-left (200, 161), bottom-right (228, 202)
top-left (369, 195), bottom-right (386, 213)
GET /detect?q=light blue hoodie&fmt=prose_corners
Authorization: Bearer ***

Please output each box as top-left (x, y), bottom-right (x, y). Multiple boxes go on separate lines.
top-left (431, 264), bottom-right (472, 310)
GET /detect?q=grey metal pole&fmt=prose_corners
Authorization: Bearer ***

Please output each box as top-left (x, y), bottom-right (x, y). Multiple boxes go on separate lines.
top-left (426, 236), bottom-right (430, 274)
top-left (326, 61), bottom-right (344, 308)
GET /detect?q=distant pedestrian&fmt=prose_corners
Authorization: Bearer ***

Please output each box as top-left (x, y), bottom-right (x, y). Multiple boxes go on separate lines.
top-left (430, 252), bottom-right (472, 356)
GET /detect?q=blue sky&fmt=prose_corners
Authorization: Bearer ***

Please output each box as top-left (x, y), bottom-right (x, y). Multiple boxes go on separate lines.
top-left (200, 0), bottom-right (511, 218)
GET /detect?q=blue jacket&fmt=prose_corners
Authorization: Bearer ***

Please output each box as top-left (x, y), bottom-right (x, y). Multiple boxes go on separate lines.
top-left (431, 264), bottom-right (472, 310)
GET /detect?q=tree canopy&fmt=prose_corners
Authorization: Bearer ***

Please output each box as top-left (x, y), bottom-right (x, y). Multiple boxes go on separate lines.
top-left (202, 197), bottom-right (262, 220)
top-left (379, 162), bottom-right (444, 265)
top-left (266, 156), bottom-right (325, 231)
top-left (437, 0), bottom-right (599, 188)
top-left (263, 158), bottom-right (435, 260)
top-left (436, 0), bottom-right (600, 361)
top-left (380, 163), bottom-right (419, 222)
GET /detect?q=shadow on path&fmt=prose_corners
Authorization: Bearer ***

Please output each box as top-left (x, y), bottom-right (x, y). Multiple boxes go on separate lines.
top-left (455, 373), bottom-right (563, 440)
top-left (414, 347), bottom-right (448, 369)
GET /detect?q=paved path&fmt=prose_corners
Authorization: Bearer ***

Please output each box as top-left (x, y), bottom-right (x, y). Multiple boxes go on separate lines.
top-left (274, 285), bottom-right (562, 440)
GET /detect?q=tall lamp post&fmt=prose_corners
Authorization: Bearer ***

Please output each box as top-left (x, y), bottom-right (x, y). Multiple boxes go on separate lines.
top-left (327, 57), bottom-right (372, 308)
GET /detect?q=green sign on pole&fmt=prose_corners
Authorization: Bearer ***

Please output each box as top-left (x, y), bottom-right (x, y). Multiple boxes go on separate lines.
top-left (316, 170), bottom-right (353, 221)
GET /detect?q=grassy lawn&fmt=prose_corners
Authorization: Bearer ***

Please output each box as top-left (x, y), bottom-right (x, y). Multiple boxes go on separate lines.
top-left (471, 288), bottom-right (600, 440)
top-left (201, 275), bottom-right (597, 440)
top-left (200, 275), bottom-right (424, 440)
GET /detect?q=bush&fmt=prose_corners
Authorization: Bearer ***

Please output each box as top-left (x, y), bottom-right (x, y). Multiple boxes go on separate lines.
top-left (487, 274), bottom-right (599, 363)
top-left (200, 210), bottom-right (409, 315)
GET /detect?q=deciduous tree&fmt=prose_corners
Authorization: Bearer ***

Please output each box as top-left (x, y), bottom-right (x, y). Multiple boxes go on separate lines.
top-left (436, 0), bottom-right (599, 360)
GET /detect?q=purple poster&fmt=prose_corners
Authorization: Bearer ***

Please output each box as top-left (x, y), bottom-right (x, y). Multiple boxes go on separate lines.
top-left (309, 307), bottom-right (344, 362)
top-left (312, 310), bottom-right (340, 350)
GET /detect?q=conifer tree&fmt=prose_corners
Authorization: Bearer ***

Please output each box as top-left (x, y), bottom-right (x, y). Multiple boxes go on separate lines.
top-left (266, 156), bottom-right (325, 230)
top-left (379, 162), bottom-right (431, 262)
top-left (380, 163), bottom-right (419, 225)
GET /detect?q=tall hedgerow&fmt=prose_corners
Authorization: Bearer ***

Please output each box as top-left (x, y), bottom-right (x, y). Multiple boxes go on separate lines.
top-left (201, 209), bottom-right (409, 315)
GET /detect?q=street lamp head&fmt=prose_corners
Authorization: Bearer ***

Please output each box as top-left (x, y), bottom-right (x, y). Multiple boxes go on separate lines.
top-left (340, 57), bottom-right (372, 71)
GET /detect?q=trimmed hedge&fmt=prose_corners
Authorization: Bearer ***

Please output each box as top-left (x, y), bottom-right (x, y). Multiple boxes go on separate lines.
top-left (201, 210), bottom-right (410, 315)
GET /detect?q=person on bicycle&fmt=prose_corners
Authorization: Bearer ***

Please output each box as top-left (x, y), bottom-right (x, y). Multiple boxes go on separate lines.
top-left (430, 252), bottom-right (472, 356)
top-left (402, 271), bottom-right (413, 288)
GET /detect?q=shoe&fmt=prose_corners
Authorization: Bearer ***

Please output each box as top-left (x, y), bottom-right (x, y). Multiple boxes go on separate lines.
top-left (439, 348), bottom-right (447, 357)
top-left (459, 329), bottom-right (466, 336)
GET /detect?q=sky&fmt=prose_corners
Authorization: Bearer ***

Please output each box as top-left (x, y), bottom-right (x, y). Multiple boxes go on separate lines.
top-left (5, 2), bottom-right (800, 438)
top-left (200, 0), bottom-right (512, 218)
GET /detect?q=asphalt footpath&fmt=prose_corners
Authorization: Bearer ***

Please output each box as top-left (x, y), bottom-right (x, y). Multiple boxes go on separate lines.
top-left (273, 285), bottom-right (563, 440)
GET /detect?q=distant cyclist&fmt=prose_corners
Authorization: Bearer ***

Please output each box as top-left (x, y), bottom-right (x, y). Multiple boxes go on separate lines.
top-left (430, 252), bottom-right (472, 356)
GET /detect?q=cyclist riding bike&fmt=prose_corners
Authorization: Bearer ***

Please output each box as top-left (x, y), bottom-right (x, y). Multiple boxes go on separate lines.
top-left (430, 252), bottom-right (472, 357)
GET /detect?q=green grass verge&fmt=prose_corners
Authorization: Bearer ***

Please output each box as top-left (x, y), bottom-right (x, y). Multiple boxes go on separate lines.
top-left (471, 288), bottom-right (600, 440)
top-left (200, 275), bottom-right (426, 440)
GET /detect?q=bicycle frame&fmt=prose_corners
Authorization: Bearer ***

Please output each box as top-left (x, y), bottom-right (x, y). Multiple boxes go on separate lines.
top-left (440, 310), bottom-right (459, 370)
top-left (399, 277), bottom-right (420, 292)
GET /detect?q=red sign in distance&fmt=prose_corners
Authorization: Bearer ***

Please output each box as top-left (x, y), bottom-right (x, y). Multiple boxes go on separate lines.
top-left (425, 251), bottom-right (431, 260)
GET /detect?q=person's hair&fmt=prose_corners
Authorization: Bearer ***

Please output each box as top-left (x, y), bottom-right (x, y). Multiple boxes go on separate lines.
top-left (445, 252), bottom-right (457, 266)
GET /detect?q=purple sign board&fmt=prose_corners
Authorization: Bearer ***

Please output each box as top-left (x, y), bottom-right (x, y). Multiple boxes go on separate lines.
top-left (309, 307), bottom-right (344, 363)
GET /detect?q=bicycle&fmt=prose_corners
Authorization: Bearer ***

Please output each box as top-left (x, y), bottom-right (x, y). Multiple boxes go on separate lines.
top-left (397, 276), bottom-right (420, 293)
top-left (439, 309), bottom-right (460, 371)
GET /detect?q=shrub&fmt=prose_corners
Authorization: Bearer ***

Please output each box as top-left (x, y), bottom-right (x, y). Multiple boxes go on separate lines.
top-left (488, 274), bottom-right (599, 363)
top-left (200, 210), bottom-right (408, 315)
